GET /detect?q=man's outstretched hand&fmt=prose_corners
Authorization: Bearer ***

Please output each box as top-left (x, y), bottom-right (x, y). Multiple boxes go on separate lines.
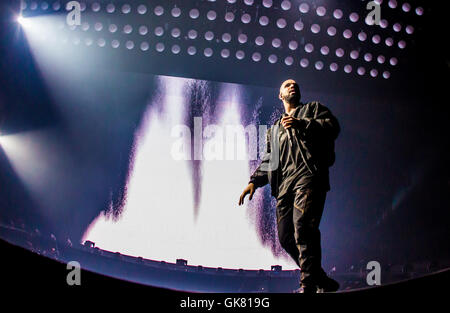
top-left (238, 183), bottom-right (255, 206)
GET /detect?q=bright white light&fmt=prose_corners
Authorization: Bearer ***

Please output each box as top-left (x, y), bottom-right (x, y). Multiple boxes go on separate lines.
top-left (82, 77), bottom-right (297, 270)
top-left (17, 16), bottom-right (30, 27)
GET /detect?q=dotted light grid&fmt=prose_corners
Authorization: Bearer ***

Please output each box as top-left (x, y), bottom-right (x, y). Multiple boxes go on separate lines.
top-left (28, 1), bottom-right (424, 78)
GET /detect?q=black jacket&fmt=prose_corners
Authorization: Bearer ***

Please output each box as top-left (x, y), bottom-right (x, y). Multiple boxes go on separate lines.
top-left (249, 101), bottom-right (340, 198)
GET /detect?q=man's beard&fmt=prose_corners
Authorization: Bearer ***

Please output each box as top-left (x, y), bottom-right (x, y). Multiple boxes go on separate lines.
top-left (284, 93), bottom-right (300, 104)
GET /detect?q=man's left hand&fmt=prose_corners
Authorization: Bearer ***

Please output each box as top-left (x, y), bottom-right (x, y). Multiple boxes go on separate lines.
top-left (281, 116), bottom-right (305, 130)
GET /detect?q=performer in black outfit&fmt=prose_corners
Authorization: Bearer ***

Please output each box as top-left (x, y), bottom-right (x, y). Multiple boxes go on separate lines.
top-left (238, 79), bottom-right (340, 293)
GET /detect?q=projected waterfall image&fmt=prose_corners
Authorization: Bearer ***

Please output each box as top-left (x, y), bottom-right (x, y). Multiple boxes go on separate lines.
top-left (82, 76), bottom-right (297, 270)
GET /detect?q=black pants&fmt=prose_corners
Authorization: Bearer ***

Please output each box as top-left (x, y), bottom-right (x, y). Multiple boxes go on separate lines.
top-left (276, 188), bottom-right (327, 287)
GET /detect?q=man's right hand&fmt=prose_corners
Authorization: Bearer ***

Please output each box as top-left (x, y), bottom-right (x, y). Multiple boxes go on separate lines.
top-left (238, 183), bottom-right (255, 206)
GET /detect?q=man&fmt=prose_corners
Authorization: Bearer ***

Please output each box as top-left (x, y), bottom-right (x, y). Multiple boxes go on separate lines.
top-left (238, 79), bottom-right (340, 293)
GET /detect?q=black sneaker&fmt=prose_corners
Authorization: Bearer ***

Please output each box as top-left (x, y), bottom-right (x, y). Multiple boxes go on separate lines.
top-left (316, 275), bottom-right (340, 293)
top-left (293, 286), bottom-right (317, 294)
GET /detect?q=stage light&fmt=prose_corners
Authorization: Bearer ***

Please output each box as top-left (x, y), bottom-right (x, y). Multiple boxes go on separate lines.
top-left (244, 0), bottom-right (254, 6)
top-left (364, 53), bottom-right (373, 62)
top-left (187, 46), bottom-right (196, 55)
top-left (262, 0), bottom-right (273, 8)
top-left (311, 24), bottom-right (320, 34)
top-left (205, 31), bottom-right (214, 41)
top-left (320, 46), bottom-right (329, 55)
top-left (333, 9), bottom-right (343, 19)
top-left (294, 20), bottom-right (304, 31)
top-left (398, 40), bottom-right (406, 49)
top-left (315, 61), bottom-right (324, 70)
top-left (370, 69), bottom-right (378, 78)
top-left (327, 26), bottom-right (337, 36)
top-left (343, 29), bottom-right (352, 39)
top-left (259, 16), bottom-right (269, 26)
top-left (17, 16), bottom-right (26, 25)
top-left (330, 63), bottom-right (338, 72)
top-left (204, 48), bottom-right (213, 57)
top-left (222, 33), bottom-right (231, 43)
top-left (139, 26), bottom-right (148, 36)
top-left (402, 3), bottom-right (411, 13)
top-left (377, 55), bottom-right (386, 64)
top-left (344, 65), bottom-right (352, 73)
top-left (126, 41), bottom-right (134, 50)
top-left (305, 43), bottom-right (314, 53)
top-left (106, 3), bottom-right (115, 13)
top-left (190, 9), bottom-right (199, 19)
top-left (252, 52), bottom-right (261, 62)
top-left (385, 37), bottom-right (394, 47)
top-left (406, 26), bottom-right (414, 35)
top-left (94, 22), bottom-right (103, 31)
top-left (268, 54), bottom-right (277, 64)
top-left (357, 67), bottom-right (366, 76)
top-left (393, 23), bottom-right (402, 32)
top-left (154, 6), bottom-right (163, 16)
top-left (416, 7), bottom-right (424, 16)
top-left (140, 42), bottom-right (149, 51)
top-left (85, 38), bottom-right (93, 46)
top-left (225, 12), bottom-right (234, 22)
top-left (171, 28), bottom-right (181, 38)
top-left (92, 2), bottom-right (101, 13)
top-left (238, 34), bottom-right (247, 44)
top-left (111, 40), bottom-right (120, 49)
top-left (236, 50), bottom-right (245, 60)
top-left (122, 4), bottom-right (131, 14)
top-left (97, 38), bottom-right (105, 47)
top-left (300, 58), bottom-right (309, 68)
top-left (299, 3), bottom-right (309, 14)
top-left (241, 13), bottom-right (251, 24)
top-left (281, 1), bottom-right (291, 10)
top-left (390, 57), bottom-right (398, 66)
top-left (383, 71), bottom-right (391, 79)
top-left (277, 18), bottom-right (286, 29)
top-left (272, 38), bottom-right (281, 48)
top-left (156, 43), bottom-right (165, 52)
top-left (389, 0), bottom-right (398, 9)
top-left (53, 2), bottom-right (61, 11)
top-left (380, 19), bottom-right (388, 29)
top-left (137, 4), bottom-right (147, 15)
top-left (155, 27), bottom-right (164, 37)
top-left (284, 57), bottom-right (293, 66)
top-left (316, 7), bottom-right (326, 17)
top-left (172, 44), bottom-right (181, 54)
top-left (349, 13), bottom-right (359, 23)
top-left (372, 35), bottom-right (381, 44)
top-left (124, 25), bottom-right (133, 35)
top-left (350, 50), bottom-right (359, 59)
top-left (207, 10), bottom-right (217, 21)
top-left (288, 41), bottom-right (298, 50)
top-left (221, 49), bottom-right (230, 58)
top-left (336, 48), bottom-right (344, 58)
top-left (109, 24), bottom-right (118, 33)
top-left (171, 7), bottom-right (181, 18)
top-left (358, 31), bottom-right (367, 41)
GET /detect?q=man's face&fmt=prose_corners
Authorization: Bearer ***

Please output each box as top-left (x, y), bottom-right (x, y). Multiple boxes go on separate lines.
top-left (279, 79), bottom-right (301, 103)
